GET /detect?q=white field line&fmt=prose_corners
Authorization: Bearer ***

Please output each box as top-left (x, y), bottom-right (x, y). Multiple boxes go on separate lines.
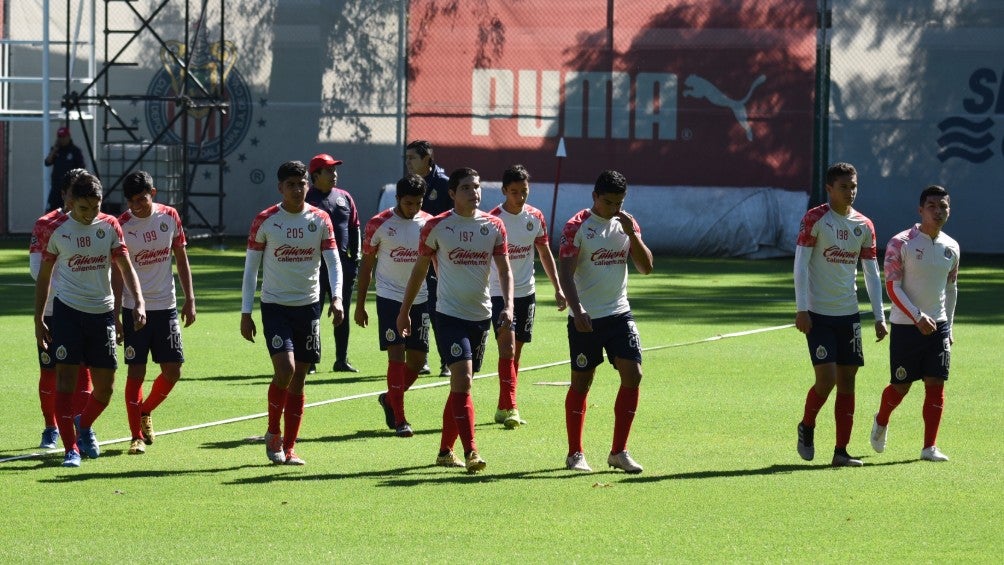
top-left (0, 323), bottom-right (793, 464)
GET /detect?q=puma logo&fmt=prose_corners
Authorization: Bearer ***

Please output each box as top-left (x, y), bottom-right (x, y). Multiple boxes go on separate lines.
top-left (683, 74), bottom-right (766, 141)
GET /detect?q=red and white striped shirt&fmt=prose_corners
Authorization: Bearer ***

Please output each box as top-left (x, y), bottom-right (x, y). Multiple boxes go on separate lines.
top-left (247, 204), bottom-right (337, 306)
top-left (42, 212), bottom-right (128, 314)
top-left (362, 208), bottom-right (432, 303)
top-left (119, 203), bottom-right (187, 310)
top-left (559, 209), bottom-right (638, 319)
top-left (30, 209), bottom-right (65, 316)
top-left (884, 225), bottom-right (960, 325)
top-left (488, 204), bottom-right (549, 298)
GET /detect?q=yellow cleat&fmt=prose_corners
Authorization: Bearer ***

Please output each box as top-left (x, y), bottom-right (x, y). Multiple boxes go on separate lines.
top-left (465, 451), bottom-right (487, 473)
top-left (435, 451), bottom-right (465, 468)
top-left (128, 438), bottom-right (146, 455)
top-left (140, 414), bottom-right (155, 445)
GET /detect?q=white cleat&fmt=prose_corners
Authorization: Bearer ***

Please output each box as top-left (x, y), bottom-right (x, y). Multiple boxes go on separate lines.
top-left (565, 452), bottom-right (592, 472)
top-left (920, 446), bottom-right (949, 462)
top-left (607, 450), bottom-right (643, 474)
top-left (870, 414), bottom-right (887, 453)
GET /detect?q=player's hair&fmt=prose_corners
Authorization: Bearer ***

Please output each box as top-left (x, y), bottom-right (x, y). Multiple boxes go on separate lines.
top-left (70, 173), bottom-right (102, 200)
top-left (825, 162), bottom-right (857, 185)
top-left (448, 167), bottom-right (479, 191)
top-left (396, 173), bottom-right (427, 198)
top-left (277, 160), bottom-right (307, 182)
top-left (502, 164), bottom-right (530, 188)
top-left (60, 168), bottom-right (90, 195)
top-left (919, 184), bottom-right (950, 205)
top-left (406, 139), bottom-right (433, 160)
top-left (594, 169), bottom-right (627, 195)
top-left (122, 170), bottom-right (155, 199)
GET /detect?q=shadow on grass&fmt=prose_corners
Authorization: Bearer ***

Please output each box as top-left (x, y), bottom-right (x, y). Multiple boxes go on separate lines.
top-left (37, 464), bottom-right (262, 483)
top-left (220, 464), bottom-right (582, 486)
top-left (621, 458), bottom-right (918, 483)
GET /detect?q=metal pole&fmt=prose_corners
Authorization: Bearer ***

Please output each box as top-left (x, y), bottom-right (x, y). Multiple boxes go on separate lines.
top-left (41, 0), bottom-right (50, 210)
top-left (548, 137), bottom-right (566, 245)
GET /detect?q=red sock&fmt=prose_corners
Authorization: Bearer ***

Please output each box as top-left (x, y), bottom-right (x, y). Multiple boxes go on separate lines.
top-left (387, 361), bottom-right (407, 426)
top-left (283, 393), bottom-right (305, 452)
top-left (267, 382), bottom-right (287, 435)
top-left (611, 386), bottom-right (639, 454)
top-left (79, 396), bottom-right (109, 429)
top-left (834, 392), bottom-right (854, 449)
top-left (449, 391), bottom-right (477, 455)
top-left (403, 366), bottom-right (419, 390)
top-left (39, 369), bottom-right (57, 428)
top-left (498, 358), bottom-right (516, 410)
top-left (801, 386), bottom-right (827, 427)
top-left (124, 378), bottom-right (144, 439)
top-left (72, 366), bottom-right (92, 417)
top-left (141, 375), bottom-right (176, 414)
top-left (876, 385), bottom-right (906, 426)
top-left (923, 384), bottom-right (945, 449)
top-left (439, 397), bottom-right (459, 453)
top-left (55, 391), bottom-right (77, 452)
top-left (565, 387), bottom-right (588, 456)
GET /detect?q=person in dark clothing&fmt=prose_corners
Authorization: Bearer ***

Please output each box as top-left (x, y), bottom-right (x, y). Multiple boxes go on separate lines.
top-left (44, 127), bottom-right (86, 212)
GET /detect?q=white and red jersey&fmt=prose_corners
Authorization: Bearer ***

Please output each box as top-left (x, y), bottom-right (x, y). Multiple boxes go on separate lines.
top-left (884, 225), bottom-right (960, 325)
top-left (559, 209), bottom-right (638, 319)
top-left (119, 203), bottom-right (187, 310)
top-left (42, 212), bottom-right (128, 314)
top-left (247, 204), bottom-right (337, 306)
top-left (795, 204), bottom-right (878, 316)
top-left (30, 209), bottom-right (65, 316)
top-left (488, 204), bottom-right (549, 298)
top-left (419, 209), bottom-right (507, 321)
top-left (362, 208), bottom-right (432, 303)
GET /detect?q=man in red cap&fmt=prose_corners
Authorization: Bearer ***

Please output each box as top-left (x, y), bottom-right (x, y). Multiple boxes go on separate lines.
top-left (43, 126), bottom-right (86, 212)
top-left (306, 154), bottom-right (361, 373)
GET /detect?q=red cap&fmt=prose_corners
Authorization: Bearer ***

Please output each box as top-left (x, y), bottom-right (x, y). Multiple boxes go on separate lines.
top-left (56, 127), bottom-right (70, 137)
top-left (308, 154), bottom-right (343, 174)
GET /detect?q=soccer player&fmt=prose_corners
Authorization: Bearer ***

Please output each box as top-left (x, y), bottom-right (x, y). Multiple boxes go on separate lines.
top-left (794, 162), bottom-right (887, 467)
top-left (396, 167), bottom-right (513, 473)
top-left (240, 161), bottom-right (344, 466)
top-left (354, 174), bottom-right (433, 437)
top-left (115, 171), bottom-right (196, 455)
top-left (869, 185), bottom-right (959, 462)
top-left (405, 140), bottom-right (452, 377)
top-left (306, 154), bottom-right (360, 373)
top-left (33, 173), bottom-right (147, 468)
top-left (488, 164), bottom-right (566, 429)
top-left (558, 170), bottom-right (653, 474)
top-left (29, 168), bottom-right (93, 449)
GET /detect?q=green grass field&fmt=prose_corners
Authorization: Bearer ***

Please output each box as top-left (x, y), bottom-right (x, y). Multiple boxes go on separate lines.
top-left (1, 239), bottom-right (1001, 563)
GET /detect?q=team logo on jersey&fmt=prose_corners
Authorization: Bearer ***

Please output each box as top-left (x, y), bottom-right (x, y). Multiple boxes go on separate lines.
top-left (944, 248), bottom-right (953, 259)
top-left (271, 335), bottom-right (283, 349)
top-left (56, 345), bottom-right (67, 361)
top-left (387, 227), bottom-right (397, 237)
top-left (30, 235), bottom-right (38, 247)
top-left (915, 248), bottom-right (925, 261)
top-left (125, 346), bottom-right (136, 360)
top-left (385, 328), bottom-right (396, 342)
top-left (96, 229), bottom-right (106, 239)
top-left (814, 345), bottom-right (828, 360)
top-left (575, 353), bottom-right (588, 368)
top-left (333, 196), bottom-right (346, 208)
top-left (894, 366), bottom-right (908, 381)
top-left (428, 189), bottom-right (438, 202)
top-left (853, 227), bottom-right (862, 237)
top-left (307, 222), bottom-right (317, 232)
top-left (526, 221), bottom-right (534, 231)
top-left (586, 227), bottom-right (597, 239)
top-left (160, 222), bottom-right (169, 232)
top-left (480, 225), bottom-right (490, 236)
top-left (40, 351), bottom-right (51, 365)
top-left (450, 343), bottom-right (463, 357)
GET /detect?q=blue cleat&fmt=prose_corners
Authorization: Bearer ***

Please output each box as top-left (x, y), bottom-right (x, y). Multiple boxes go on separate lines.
top-left (62, 449), bottom-right (81, 468)
top-left (40, 426), bottom-right (60, 449)
top-left (74, 415), bottom-right (100, 459)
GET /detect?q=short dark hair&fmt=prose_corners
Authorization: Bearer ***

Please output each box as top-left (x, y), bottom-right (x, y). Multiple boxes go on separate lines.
top-left (825, 162), bottom-right (857, 186)
top-left (122, 170), bottom-right (154, 199)
top-left (60, 168), bottom-right (89, 195)
top-left (594, 169), bottom-right (627, 195)
top-left (502, 164), bottom-right (530, 187)
top-left (448, 167), bottom-right (479, 191)
top-left (70, 173), bottom-right (103, 201)
top-left (277, 160), bottom-right (307, 182)
top-left (919, 184), bottom-right (950, 205)
top-left (406, 140), bottom-right (433, 159)
top-left (396, 173), bottom-right (427, 198)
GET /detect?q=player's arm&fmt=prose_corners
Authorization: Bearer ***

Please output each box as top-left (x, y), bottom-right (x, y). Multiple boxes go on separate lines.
top-left (111, 260), bottom-right (126, 343)
top-left (493, 253), bottom-right (514, 330)
top-left (354, 251), bottom-right (377, 328)
top-left (559, 254), bottom-right (591, 333)
top-left (793, 245), bottom-right (812, 334)
top-left (535, 241), bottom-right (566, 311)
top-left (240, 249), bottom-right (263, 342)
top-left (34, 258), bottom-right (55, 349)
top-left (616, 212), bottom-right (653, 275)
top-left (173, 246), bottom-right (197, 327)
top-left (397, 255), bottom-right (431, 337)
top-left (945, 277), bottom-right (958, 343)
top-left (861, 258), bottom-right (888, 341)
top-left (114, 253), bottom-right (147, 332)
top-left (29, 252), bottom-right (42, 281)
top-left (322, 248), bottom-right (345, 327)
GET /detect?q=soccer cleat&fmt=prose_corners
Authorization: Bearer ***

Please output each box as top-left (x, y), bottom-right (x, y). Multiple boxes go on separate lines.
top-left (418, 363), bottom-right (432, 376)
top-left (494, 408), bottom-right (527, 429)
top-left (831, 449), bottom-right (864, 467)
top-left (264, 432), bottom-right (286, 464)
top-left (465, 451), bottom-right (487, 473)
top-left (565, 452), bottom-right (592, 472)
top-left (284, 450), bottom-right (306, 465)
top-left (435, 451), bottom-right (465, 468)
top-left (40, 427), bottom-right (60, 449)
top-left (75, 415), bottom-right (100, 459)
top-left (607, 450), bottom-right (644, 474)
top-left (395, 422), bottom-right (414, 438)
top-left (870, 414), bottom-right (887, 453)
top-left (333, 360), bottom-right (358, 373)
top-left (377, 393), bottom-right (395, 430)
top-left (128, 438), bottom-right (146, 455)
top-left (797, 422), bottom-right (815, 461)
top-left (140, 413), bottom-right (155, 445)
top-left (307, 363), bottom-right (317, 375)
top-left (920, 446), bottom-right (949, 462)
top-left (62, 449), bottom-right (82, 468)
top-left (439, 364), bottom-right (451, 378)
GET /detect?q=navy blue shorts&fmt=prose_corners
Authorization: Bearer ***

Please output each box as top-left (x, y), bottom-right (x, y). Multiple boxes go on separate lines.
top-left (38, 314), bottom-right (56, 369)
top-left (491, 294), bottom-right (536, 343)
top-left (123, 307), bottom-right (185, 365)
top-left (50, 298), bottom-right (117, 369)
top-left (889, 322), bottom-right (951, 383)
top-left (437, 313), bottom-right (490, 373)
top-left (805, 311), bottom-right (863, 367)
top-left (261, 302), bottom-right (321, 363)
top-left (567, 311), bottom-right (642, 372)
top-left (376, 296), bottom-right (430, 352)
